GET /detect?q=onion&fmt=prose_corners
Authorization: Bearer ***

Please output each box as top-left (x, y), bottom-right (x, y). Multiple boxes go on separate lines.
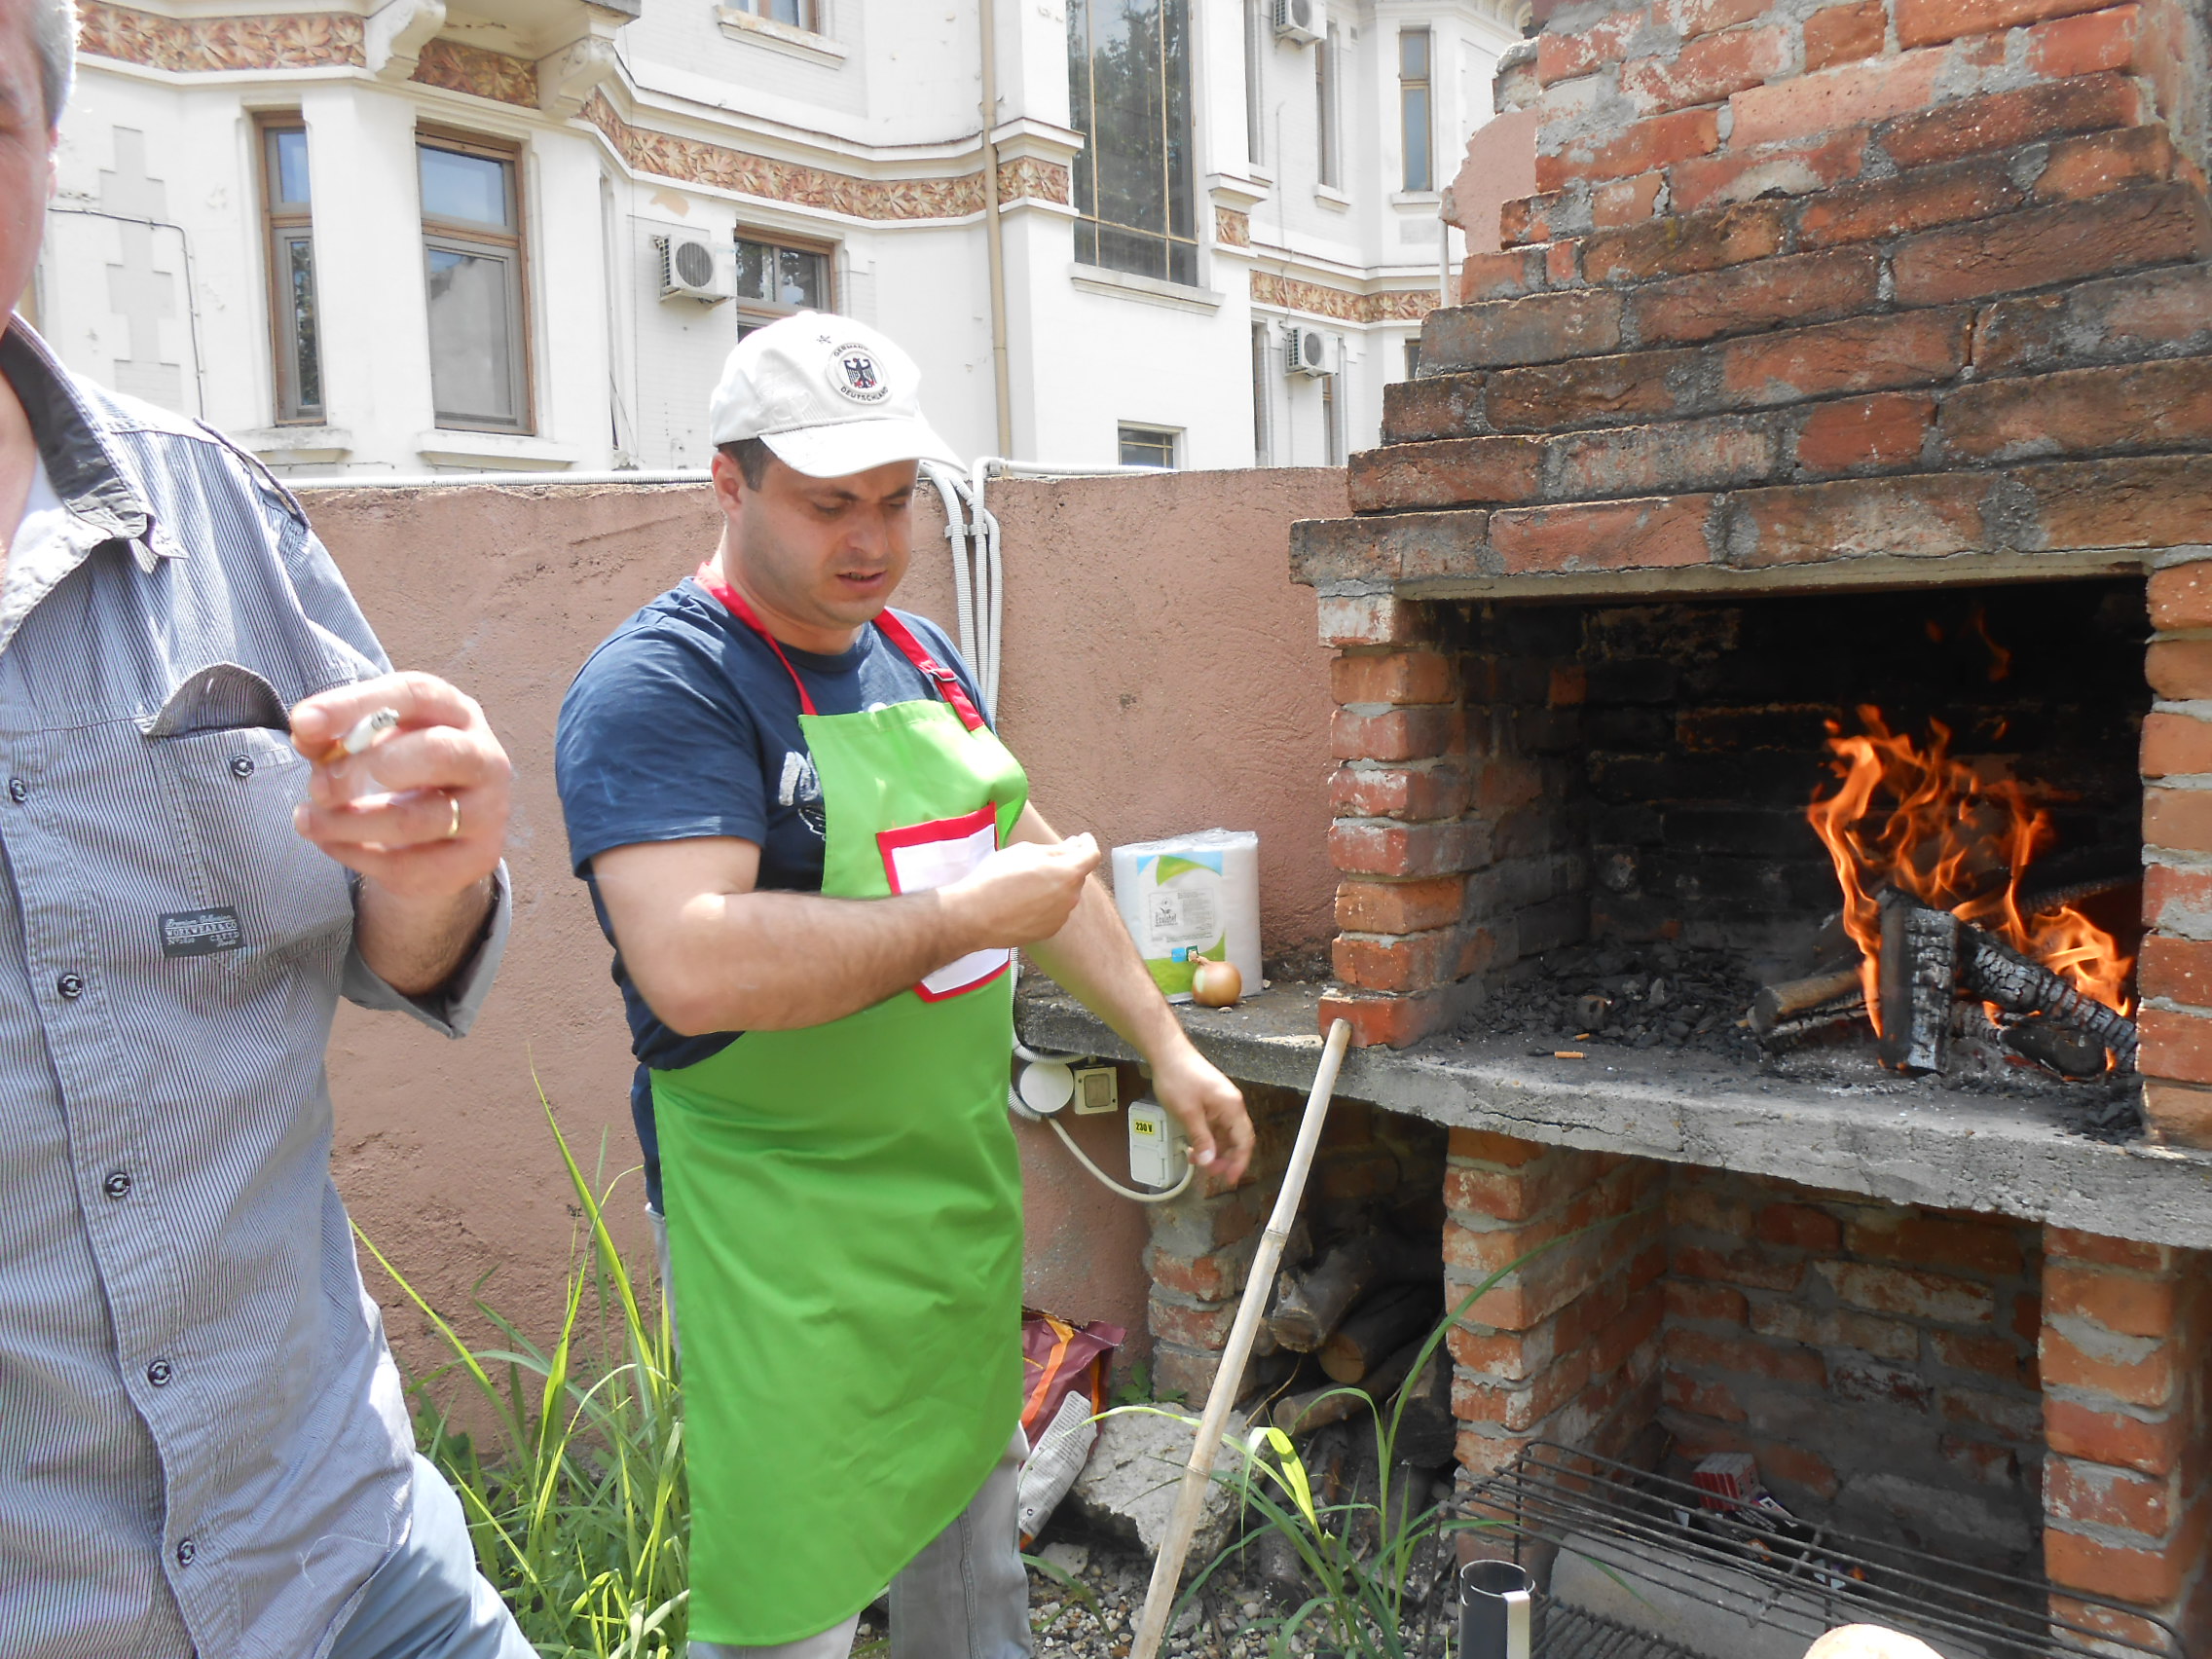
top-left (1190, 959), bottom-right (1242, 1008)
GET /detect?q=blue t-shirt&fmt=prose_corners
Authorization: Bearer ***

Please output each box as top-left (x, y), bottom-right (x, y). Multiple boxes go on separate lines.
top-left (554, 577), bottom-right (991, 1208)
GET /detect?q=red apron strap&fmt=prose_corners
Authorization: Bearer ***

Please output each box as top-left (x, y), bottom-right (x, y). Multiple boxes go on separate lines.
top-left (872, 608), bottom-right (988, 732)
top-left (692, 561), bottom-right (819, 718)
top-left (692, 562), bottom-right (985, 731)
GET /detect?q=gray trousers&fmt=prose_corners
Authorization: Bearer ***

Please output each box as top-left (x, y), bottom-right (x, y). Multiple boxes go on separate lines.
top-left (650, 1211), bottom-right (1033, 1659)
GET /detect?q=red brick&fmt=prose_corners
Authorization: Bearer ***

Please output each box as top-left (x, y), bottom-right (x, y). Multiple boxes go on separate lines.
top-left (1655, 0), bottom-right (1772, 37)
top-left (1538, 109), bottom-right (1721, 193)
top-left (1424, 290), bottom-right (1626, 371)
top-left (1941, 1435), bottom-right (2020, 1487)
top-left (1893, 186), bottom-right (2211, 308)
top-left (2153, 560), bottom-right (2212, 629)
top-left (1334, 929), bottom-right (1459, 994)
top-left (1329, 818), bottom-right (1489, 879)
top-left (1588, 1285), bottom-right (1667, 1375)
top-left (1553, 415), bottom-right (1777, 498)
top-left (2046, 1521), bottom-right (2200, 1605)
top-left (1332, 704), bottom-right (1461, 762)
top-left (2024, 2), bottom-right (2142, 79)
top-left (2143, 1079), bottom-right (2212, 1150)
top-left (1445, 1150), bottom-right (1605, 1224)
top-left (1879, 72), bottom-right (2144, 169)
top-left (2047, 1456), bottom-right (2177, 1539)
top-left (1671, 1241), bottom-right (1805, 1291)
top-left (1729, 46), bottom-right (1946, 147)
top-left (1349, 438), bottom-right (1545, 512)
top-left (1459, 247), bottom-right (1547, 304)
top-left (1619, 25), bottom-right (1791, 115)
top-left (1941, 1383), bottom-right (2047, 1441)
top-left (1750, 1298), bottom-right (1920, 1360)
top-left (1316, 594), bottom-right (1431, 647)
top-left (1973, 262), bottom-right (2212, 379)
top-left (1756, 1440), bottom-right (1842, 1499)
top-left (2140, 934), bottom-right (2212, 1004)
top-left (1845, 1209), bottom-right (2027, 1275)
top-left (2148, 639), bottom-right (2212, 699)
top-left (1629, 249), bottom-right (1882, 347)
top-left (1753, 1201), bottom-right (1844, 1251)
top-left (1330, 764), bottom-right (1469, 821)
top-left (1667, 1182), bottom-right (1754, 1237)
top-left (1583, 203), bottom-right (1789, 285)
top-left (1665, 1279), bottom-right (1749, 1322)
top-left (2145, 795), bottom-right (2212, 862)
top-left (1672, 128), bottom-right (1869, 210)
top-left (1593, 172), bottom-right (1665, 228)
top-left (1663, 1369), bottom-right (1751, 1421)
top-left (1897, 0), bottom-right (2115, 47)
top-left (1500, 190), bottom-right (1572, 249)
top-left (2042, 1321), bottom-right (2176, 1406)
top-left (1942, 357), bottom-right (2212, 462)
top-left (1450, 1125), bottom-right (1547, 1166)
top-left (1149, 1293), bottom-right (1236, 1350)
top-left (2046, 1228), bottom-right (2175, 1272)
top-left (1145, 1238), bottom-right (1255, 1301)
top-left (1489, 349), bottom-right (1699, 429)
top-left (1797, 159), bottom-right (2023, 249)
top-left (1718, 309), bottom-right (1972, 404)
top-left (1332, 649), bottom-right (1456, 707)
top-left (1382, 376), bottom-right (1483, 445)
top-left (2145, 863), bottom-right (2212, 935)
top-left (2021, 454), bottom-right (2212, 553)
top-left (1663, 1325), bottom-right (1829, 1387)
top-left (1721, 472), bottom-right (1989, 566)
top-left (1337, 875), bottom-right (1466, 934)
top-left (1933, 1329), bottom-right (2033, 1382)
top-left (1804, 0), bottom-right (1887, 69)
top-left (1819, 1259), bottom-right (1997, 1322)
top-left (1536, 8), bottom-right (1646, 84)
top-left (1795, 393), bottom-right (1936, 474)
top-left (2034, 124), bottom-right (2176, 203)
top-left (2046, 1261), bottom-right (2181, 1338)
top-left (1492, 495), bottom-right (1715, 573)
top-left (1547, 240), bottom-right (1582, 286)
top-left (2046, 1395), bottom-right (2187, 1474)
top-left (1320, 987), bottom-right (1448, 1050)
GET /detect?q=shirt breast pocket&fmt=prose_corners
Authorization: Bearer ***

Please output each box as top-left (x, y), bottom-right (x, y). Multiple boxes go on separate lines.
top-left (145, 717), bottom-right (352, 982)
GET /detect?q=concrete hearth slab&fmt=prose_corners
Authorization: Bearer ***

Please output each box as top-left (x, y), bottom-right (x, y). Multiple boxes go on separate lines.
top-left (1015, 983), bottom-right (2212, 1252)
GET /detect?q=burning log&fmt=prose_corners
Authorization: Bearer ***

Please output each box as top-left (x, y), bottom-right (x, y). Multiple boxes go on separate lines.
top-left (1318, 1285), bottom-right (1437, 1384)
top-left (1749, 966), bottom-right (1864, 1036)
top-left (1876, 895), bottom-right (1958, 1074)
top-left (1757, 1000), bottom-right (1868, 1051)
top-left (1268, 1232), bottom-right (1436, 1352)
top-left (1959, 923), bottom-right (2138, 1071)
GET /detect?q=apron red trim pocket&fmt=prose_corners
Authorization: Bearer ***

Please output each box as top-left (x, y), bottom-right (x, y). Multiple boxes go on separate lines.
top-left (878, 802), bottom-right (1011, 1001)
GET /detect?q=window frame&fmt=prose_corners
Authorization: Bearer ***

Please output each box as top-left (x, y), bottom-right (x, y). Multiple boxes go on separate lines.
top-left (732, 228), bottom-right (837, 336)
top-left (417, 127), bottom-right (534, 435)
top-left (736, 0), bottom-right (822, 29)
top-left (1068, 0), bottom-right (1201, 288)
top-left (1316, 23), bottom-right (1341, 191)
top-left (1399, 26), bottom-right (1435, 194)
top-left (257, 115), bottom-right (325, 426)
top-left (1118, 424), bottom-right (1180, 469)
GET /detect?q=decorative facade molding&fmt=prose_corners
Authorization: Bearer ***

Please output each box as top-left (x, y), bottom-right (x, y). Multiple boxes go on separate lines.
top-left (582, 93), bottom-right (1070, 221)
top-left (414, 35), bottom-right (537, 104)
top-left (1214, 205), bottom-right (1251, 247)
top-left (78, 2), bottom-right (365, 71)
top-left (366, 0), bottom-right (443, 80)
top-left (535, 33), bottom-right (615, 119)
top-left (1251, 269), bottom-right (1437, 324)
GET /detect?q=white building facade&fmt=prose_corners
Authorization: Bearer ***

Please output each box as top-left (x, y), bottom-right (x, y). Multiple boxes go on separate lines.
top-left (36, 0), bottom-right (1527, 477)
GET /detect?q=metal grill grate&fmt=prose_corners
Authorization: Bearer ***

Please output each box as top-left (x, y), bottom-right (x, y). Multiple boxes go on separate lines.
top-left (1462, 1442), bottom-right (2186, 1659)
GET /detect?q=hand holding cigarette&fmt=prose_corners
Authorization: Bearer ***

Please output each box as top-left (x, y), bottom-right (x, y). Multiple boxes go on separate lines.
top-left (289, 671), bottom-right (512, 901)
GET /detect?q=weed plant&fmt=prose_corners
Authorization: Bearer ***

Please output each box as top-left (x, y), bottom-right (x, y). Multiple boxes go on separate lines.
top-left (357, 1099), bottom-right (687, 1659)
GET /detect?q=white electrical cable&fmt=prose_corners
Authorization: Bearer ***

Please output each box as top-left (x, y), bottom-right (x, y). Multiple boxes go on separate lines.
top-left (1045, 1111), bottom-right (1195, 1204)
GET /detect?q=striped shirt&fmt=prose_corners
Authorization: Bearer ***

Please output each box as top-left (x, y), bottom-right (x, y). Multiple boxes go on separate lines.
top-left (0, 323), bottom-right (510, 1658)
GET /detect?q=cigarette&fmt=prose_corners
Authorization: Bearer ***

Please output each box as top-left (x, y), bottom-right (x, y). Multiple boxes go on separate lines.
top-left (323, 707), bottom-right (398, 763)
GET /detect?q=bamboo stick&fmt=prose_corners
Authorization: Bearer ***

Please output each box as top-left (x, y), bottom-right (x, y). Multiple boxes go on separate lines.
top-left (1129, 1018), bottom-right (1355, 1659)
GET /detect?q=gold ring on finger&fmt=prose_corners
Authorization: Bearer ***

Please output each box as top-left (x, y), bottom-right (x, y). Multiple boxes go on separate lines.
top-left (445, 795), bottom-right (462, 840)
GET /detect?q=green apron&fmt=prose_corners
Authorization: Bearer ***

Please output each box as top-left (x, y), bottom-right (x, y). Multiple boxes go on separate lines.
top-left (655, 566), bottom-right (1030, 1645)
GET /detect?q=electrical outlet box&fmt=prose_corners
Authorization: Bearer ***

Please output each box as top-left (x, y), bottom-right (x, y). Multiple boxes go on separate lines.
top-left (1071, 1065), bottom-right (1120, 1116)
top-left (1126, 1099), bottom-right (1188, 1190)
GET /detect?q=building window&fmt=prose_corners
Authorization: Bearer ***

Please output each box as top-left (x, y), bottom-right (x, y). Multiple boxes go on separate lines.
top-left (1316, 24), bottom-right (1341, 190)
top-left (1400, 27), bottom-right (1434, 193)
top-left (735, 233), bottom-right (831, 337)
top-left (1405, 337), bottom-right (1422, 380)
top-left (1119, 424), bottom-right (1178, 468)
top-left (1322, 374), bottom-right (1343, 466)
top-left (1250, 321), bottom-right (1272, 465)
top-left (260, 120), bottom-right (323, 424)
top-left (1243, 0), bottom-right (1265, 165)
top-left (1069, 0), bottom-right (1198, 286)
top-left (734, 0), bottom-right (821, 27)
top-left (419, 133), bottom-right (529, 432)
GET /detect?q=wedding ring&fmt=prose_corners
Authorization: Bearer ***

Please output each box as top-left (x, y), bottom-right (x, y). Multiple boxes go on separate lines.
top-left (444, 795), bottom-right (462, 840)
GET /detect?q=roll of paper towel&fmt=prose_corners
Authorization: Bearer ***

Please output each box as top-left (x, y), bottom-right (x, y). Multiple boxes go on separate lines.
top-left (1111, 830), bottom-right (1261, 1003)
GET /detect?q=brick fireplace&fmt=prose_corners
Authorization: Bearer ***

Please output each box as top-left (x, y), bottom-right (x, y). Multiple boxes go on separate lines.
top-left (1164, 0), bottom-right (2212, 1646)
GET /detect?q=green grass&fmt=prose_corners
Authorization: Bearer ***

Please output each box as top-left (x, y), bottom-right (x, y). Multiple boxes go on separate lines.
top-left (356, 1090), bottom-right (688, 1659)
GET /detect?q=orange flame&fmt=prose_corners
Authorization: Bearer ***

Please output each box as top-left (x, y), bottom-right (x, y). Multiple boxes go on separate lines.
top-left (1806, 707), bottom-right (2132, 1040)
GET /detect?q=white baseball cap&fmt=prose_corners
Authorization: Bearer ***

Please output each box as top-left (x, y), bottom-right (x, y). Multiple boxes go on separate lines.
top-left (708, 312), bottom-right (963, 478)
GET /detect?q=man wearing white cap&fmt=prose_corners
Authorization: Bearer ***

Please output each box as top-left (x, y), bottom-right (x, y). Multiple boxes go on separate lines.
top-left (554, 313), bottom-right (1254, 1656)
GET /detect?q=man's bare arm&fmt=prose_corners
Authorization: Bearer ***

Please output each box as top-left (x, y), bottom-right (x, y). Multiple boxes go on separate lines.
top-left (593, 831), bottom-right (1099, 1035)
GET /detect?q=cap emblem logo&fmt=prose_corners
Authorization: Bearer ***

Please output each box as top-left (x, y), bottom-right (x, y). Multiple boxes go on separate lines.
top-left (830, 345), bottom-right (890, 405)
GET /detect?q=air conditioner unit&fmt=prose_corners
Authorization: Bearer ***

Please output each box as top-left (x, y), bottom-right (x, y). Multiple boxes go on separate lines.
top-left (1284, 324), bottom-right (1339, 377)
top-left (1273, 0), bottom-right (1324, 46)
top-left (654, 233), bottom-right (731, 304)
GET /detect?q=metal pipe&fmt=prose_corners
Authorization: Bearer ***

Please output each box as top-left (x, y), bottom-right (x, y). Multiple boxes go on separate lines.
top-left (979, 0), bottom-right (1014, 457)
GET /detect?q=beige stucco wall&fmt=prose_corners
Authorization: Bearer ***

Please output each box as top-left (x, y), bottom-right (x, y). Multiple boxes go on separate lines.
top-left (310, 466), bottom-right (1345, 1379)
